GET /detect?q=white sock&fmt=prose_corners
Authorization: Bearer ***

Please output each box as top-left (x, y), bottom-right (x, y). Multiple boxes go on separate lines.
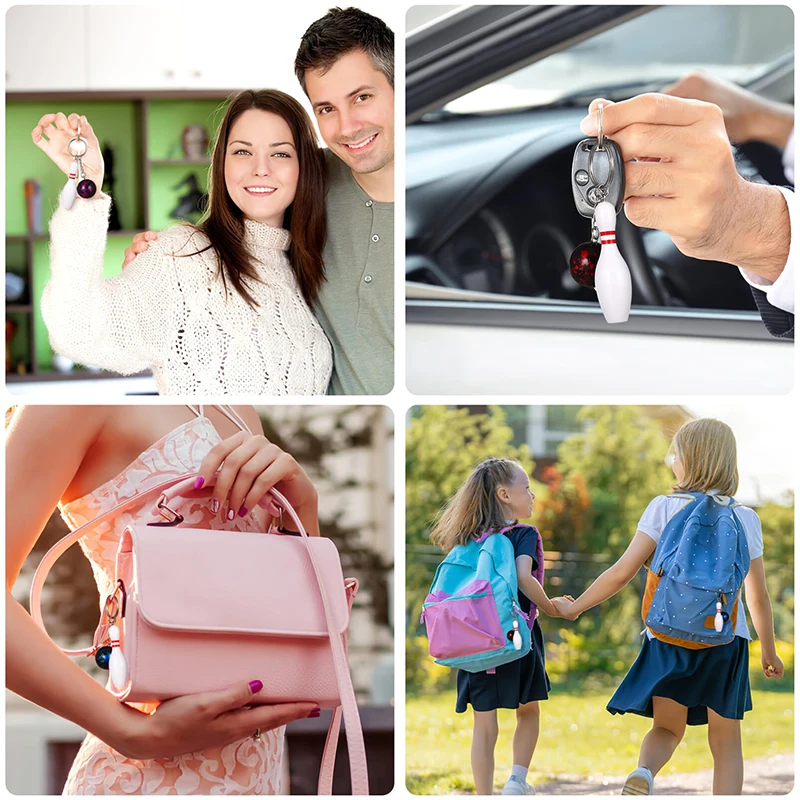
top-left (510, 765), bottom-right (528, 781)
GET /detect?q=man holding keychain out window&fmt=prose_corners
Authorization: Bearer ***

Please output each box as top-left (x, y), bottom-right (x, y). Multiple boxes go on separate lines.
top-left (580, 80), bottom-right (794, 340)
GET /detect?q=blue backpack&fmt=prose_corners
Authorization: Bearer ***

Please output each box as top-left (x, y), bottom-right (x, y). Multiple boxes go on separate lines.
top-left (642, 492), bottom-right (750, 649)
top-left (421, 526), bottom-right (535, 673)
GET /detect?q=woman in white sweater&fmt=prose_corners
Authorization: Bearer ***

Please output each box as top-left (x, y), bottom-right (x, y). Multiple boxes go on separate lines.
top-left (33, 90), bottom-right (332, 395)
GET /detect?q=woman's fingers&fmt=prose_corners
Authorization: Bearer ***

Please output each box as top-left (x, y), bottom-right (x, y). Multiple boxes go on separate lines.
top-left (220, 702), bottom-right (319, 742)
top-left (54, 111), bottom-right (72, 134)
top-left (230, 447), bottom-right (293, 518)
top-left (208, 435), bottom-right (265, 519)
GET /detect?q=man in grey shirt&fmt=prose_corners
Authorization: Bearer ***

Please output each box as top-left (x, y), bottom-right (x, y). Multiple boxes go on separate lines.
top-left (295, 8), bottom-right (394, 394)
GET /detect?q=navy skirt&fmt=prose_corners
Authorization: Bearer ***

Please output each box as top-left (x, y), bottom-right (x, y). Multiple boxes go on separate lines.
top-left (456, 620), bottom-right (550, 713)
top-left (608, 634), bottom-right (752, 726)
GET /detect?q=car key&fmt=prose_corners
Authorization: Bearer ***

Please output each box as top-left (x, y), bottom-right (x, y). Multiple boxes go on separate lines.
top-left (571, 137), bottom-right (624, 218)
top-left (568, 104), bottom-right (632, 323)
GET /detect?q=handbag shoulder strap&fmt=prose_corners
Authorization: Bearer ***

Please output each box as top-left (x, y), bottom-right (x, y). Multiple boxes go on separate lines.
top-left (187, 405), bottom-right (253, 434)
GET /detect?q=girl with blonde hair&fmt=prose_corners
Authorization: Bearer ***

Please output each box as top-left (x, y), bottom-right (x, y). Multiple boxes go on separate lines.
top-left (431, 458), bottom-right (567, 796)
top-left (553, 419), bottom-right (784, 795)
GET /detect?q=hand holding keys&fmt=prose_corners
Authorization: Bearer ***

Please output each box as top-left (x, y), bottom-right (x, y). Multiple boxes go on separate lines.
top-left (569, 104), bottom-right (632, 323)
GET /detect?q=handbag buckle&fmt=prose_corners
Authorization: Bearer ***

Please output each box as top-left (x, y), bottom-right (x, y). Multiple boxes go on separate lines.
top-left (148, 496), bottom-right (185, 527)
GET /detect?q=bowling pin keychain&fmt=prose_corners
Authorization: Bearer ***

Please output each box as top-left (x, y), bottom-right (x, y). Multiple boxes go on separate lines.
top-left (569, 104), bottom-right (632, 323)
top-left (91, 584), bottom-right (129, 690)
top-left (60, 118), bottom-right (97, 210)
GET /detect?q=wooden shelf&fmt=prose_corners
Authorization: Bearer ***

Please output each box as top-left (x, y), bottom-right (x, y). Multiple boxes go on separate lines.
top-left (7, 91), bottom-right (233, 386)
top-left (8, 90), bottom-right (239, 101)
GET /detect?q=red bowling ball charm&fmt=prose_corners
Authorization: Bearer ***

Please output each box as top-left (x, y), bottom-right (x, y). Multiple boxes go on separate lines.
top-left (569, 242), bottom-right (600, 288)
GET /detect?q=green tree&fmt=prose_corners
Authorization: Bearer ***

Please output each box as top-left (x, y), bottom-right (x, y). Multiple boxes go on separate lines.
top-left (555, 406), bottom-right (674, 555)
top-left (754, 492), bottom-right (794, 641)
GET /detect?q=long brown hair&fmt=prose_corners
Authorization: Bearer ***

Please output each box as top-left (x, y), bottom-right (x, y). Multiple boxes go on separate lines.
top-left (185, 89), bottom-right (326, 307)
top-left (430, 458), bottom-right (523, 552)
top-left (671, 418), bottom-right (739, 497)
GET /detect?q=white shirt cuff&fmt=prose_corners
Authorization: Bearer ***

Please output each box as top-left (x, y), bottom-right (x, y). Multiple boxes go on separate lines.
top-left (738, 186), bottom-right (795, 315)
top-left (783, 128), bottom-right (794, 185)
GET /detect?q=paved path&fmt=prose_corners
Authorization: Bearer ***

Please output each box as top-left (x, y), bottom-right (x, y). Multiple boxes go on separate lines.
top-left (532, 754), bottom-right (793, 795)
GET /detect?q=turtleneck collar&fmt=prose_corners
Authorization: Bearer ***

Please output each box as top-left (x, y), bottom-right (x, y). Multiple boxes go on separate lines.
top-left (243, 218), bottom-right (291, 254)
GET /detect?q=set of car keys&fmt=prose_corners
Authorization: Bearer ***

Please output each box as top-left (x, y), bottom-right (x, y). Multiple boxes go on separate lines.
top-left (60, 118), bottom-right (97, 210)
top-left (569, 104), bottom-right (632, 323)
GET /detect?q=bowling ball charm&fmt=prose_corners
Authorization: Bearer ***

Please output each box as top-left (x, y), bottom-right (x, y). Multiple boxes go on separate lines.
top-left (77, 179), bottom-right (97, 199)
top-left (569, 241), bottom-right (600, 288)
top-left (95, 645), bottom-right (112, 669)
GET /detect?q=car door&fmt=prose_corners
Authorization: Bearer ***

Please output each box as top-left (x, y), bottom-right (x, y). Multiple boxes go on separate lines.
top-left (405, 5), bottom-right (793, 395)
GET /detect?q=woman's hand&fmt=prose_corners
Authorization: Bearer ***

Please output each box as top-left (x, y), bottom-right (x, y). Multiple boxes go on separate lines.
top-left (116, 680), bottom-right (318, 760)
top-left (31, 112), bottom-right (104, 188)
top-left (196, 432), bottom-right (319, 534)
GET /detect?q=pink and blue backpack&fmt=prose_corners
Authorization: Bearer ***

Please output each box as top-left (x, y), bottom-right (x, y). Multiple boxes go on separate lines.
top-left (421, 525), bottom-right (544, 673)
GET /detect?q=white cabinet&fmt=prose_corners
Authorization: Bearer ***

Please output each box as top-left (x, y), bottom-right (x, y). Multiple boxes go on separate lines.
top-left (6, 6), bottom-right (88, 90)
top-left (7, 0), bottom-right (395, 93)
top-left (86, 6), bottom-right (189, 90)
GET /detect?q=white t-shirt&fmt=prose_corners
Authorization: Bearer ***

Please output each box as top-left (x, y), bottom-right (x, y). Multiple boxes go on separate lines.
top-left (637, 493), bottom-right (764, 641)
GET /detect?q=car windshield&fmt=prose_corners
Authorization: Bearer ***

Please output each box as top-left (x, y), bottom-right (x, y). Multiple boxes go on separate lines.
top-left (424, 5), bottom-right (794, 114)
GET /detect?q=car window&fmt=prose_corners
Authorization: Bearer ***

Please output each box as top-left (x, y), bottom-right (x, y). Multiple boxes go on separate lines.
top-left (441, 6), bottom-right (794, 114)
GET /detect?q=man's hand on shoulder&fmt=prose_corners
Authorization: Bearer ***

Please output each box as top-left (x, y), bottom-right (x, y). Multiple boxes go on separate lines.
top-left (122, 231), bottom-right (158, 269)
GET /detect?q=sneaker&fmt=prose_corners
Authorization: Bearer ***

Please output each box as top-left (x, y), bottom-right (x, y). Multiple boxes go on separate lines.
top-left (621, 766), bottom-right (654, 795)
top-left (501, 775), bottom-right (536, 795)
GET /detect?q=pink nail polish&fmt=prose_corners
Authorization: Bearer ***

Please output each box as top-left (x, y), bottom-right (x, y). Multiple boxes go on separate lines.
top-left (238, 505), bottom-right (248, 517)
top-left (249, 680), bottom-right (263, 694)
top-left (227, 509), bottom-right (235, 521)
top-left (210, 498), bottom-right (219, 514)
top-left (307, 707), bottom-right (321, 718)
top-left (194, 476), bottom-right (205, 490)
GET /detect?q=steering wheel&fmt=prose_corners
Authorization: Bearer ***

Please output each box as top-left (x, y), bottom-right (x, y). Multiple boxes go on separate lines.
top-left (616, 210), bottom-right (667, 306)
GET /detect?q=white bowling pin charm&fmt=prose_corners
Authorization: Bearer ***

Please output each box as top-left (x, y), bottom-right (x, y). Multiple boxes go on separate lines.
top-left (512, 619), bottom-right (522, 650)
top-left (714, 601), bottom-right (724, 633)
top-left (60, 160), bottom-right (79, 210)
top-left (593, 201), bottom-right (632, 323)
top-left (107, 624), bottom-right (129, 690)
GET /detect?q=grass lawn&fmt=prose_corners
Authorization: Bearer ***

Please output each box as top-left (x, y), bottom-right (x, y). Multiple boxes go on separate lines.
top-left (406, 688), bottom-right (794, 795)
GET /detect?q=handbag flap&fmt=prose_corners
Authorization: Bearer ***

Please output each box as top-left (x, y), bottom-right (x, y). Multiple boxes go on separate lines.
top-left (122, 526), bottom-right (349, 637)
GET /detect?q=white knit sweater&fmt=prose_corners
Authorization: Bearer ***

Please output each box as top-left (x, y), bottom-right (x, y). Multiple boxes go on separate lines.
top-left (42, 194), bottom-right (332, 395)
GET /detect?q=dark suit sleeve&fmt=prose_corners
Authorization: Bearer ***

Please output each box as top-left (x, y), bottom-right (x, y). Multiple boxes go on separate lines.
top-left (750, 286), bottom-right (794, 340)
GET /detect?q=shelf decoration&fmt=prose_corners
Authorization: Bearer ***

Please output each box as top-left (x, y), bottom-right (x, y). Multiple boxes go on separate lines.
top-left (25, 179), bottom-right (43, 233)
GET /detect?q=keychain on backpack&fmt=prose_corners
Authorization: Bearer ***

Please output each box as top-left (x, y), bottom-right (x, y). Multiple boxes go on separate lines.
top-left (569, 104), bottom-right (632, 323)
top-left (60, 118), bottom-right (97, 210)
top-left (512, 619), bottom-right (523, 650)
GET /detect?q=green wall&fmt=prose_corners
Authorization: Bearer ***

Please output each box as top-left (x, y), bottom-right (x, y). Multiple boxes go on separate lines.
top-left (6, 96), bottom-right (229, 376)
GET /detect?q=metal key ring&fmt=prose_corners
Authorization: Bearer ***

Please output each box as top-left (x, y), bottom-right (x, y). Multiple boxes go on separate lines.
top-left (588, 141), bottom-right (615, 190)
top-left (597, 103), bottom-right (605, 150)
top-left (67, 135), bottom-right (88, 159)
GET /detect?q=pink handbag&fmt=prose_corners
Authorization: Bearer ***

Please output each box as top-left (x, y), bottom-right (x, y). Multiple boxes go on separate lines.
top-left (29, 472), bottom-right (369, 795)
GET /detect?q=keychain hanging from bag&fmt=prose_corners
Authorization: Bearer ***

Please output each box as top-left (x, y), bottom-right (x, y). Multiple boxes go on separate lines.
top-left (61, 117), bottom-right (97, 210)
top-left (569, 104), bottom-right (632, 323)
